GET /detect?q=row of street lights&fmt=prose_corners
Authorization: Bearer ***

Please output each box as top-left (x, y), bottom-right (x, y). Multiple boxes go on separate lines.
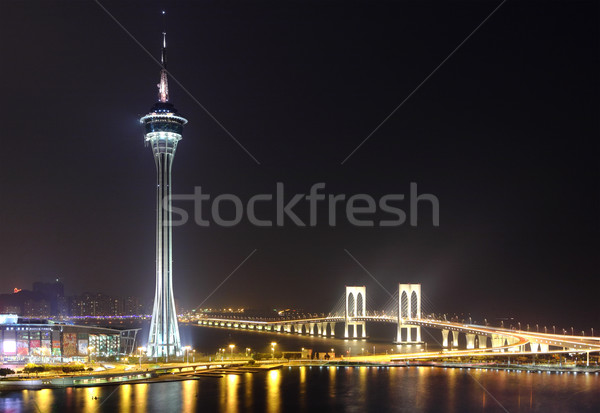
top-left (134, 346), bottom-right (198, 367)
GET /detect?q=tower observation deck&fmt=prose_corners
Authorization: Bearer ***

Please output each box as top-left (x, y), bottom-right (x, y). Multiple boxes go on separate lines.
top-left (140, 26), bottom-right (187, 359)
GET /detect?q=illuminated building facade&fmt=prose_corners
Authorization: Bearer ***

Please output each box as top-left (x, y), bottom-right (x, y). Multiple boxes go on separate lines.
top-left (0, 315), bottom-right (137, 361)
top-left (140, 29), bottom-right (187, 359)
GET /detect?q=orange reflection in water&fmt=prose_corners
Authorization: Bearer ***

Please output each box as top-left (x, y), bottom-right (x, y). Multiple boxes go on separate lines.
top-left (227, 374), bottom-right (240, 413)
top-left (328, 366), bottom-right (336, 399)
top-left (83, 387), bottom-right (101, 413)
top-left (244, 372), bottom-right (254, 410)
top-left (133, 383), bottom-right (148, 413)
top-left (181, 379), bottom-right (198, 413)
top-left (27, 388), bottom-right (54, 413)
top-left (446, 368), bottom-right (457, 413)
top-left (299, 367), bottom-right (307, 411)
top-left (119, 384), bottom-right (132, 413)
top-left (266, 369), bottom-right (281, 413)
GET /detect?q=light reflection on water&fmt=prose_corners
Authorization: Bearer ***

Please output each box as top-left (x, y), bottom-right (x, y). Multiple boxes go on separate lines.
top-left (2, 367), bottom-right (600, 412)
top-left (298, 366), bottom-right (306, 411)
top-left (224, 374), bottom-right (239, 413)
top-left (266, 369), bottom-right (281, 413)
top-left (181, 379), bottom-right (197, 413)
top-left (119, 384), bottom-right (131, 413)
top-left (244, 371), bottom-right (253, 410)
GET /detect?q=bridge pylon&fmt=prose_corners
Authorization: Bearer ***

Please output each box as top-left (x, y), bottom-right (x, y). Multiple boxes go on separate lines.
top-left (345, 286), bottom-right (367, 338)
top-left (396, 283), bottom-right (423, 344)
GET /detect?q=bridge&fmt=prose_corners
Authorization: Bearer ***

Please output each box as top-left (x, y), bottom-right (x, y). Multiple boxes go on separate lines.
top-left (189, 284), bottom-right (600, 361)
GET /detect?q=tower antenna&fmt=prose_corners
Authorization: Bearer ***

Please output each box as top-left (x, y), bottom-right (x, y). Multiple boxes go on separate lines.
top-left (158, 10), bottom-right (169, 102)
top-left (161, 10), bottom-right (167, 68)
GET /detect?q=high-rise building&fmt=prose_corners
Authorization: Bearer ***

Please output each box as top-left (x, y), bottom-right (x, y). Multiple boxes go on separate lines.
top-left (33, 279), bottom-right (64, 315)
top-left (140, 27), bottom-right (187, 358)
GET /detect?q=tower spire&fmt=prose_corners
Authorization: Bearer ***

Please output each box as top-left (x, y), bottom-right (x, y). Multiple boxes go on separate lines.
top-left (158, 10), bottom-right (169, 103)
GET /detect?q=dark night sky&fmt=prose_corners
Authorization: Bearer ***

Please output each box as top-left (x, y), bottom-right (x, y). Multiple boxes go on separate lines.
top-left (1, 1), bottom-right (598, 329)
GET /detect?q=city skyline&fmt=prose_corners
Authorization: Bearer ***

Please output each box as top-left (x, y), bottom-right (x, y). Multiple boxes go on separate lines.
top-left (0, 0), bottom-right (598, 333)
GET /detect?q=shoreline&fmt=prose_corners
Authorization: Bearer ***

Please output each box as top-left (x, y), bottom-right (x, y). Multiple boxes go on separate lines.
top-left (1, 360), bottom-right (598, 391)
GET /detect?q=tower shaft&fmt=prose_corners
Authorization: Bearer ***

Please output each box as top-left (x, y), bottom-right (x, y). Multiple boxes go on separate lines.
top-left (147, 133), bottom-right (181, 358)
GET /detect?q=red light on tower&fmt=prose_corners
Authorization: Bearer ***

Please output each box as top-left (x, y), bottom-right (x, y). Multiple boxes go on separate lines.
top-left (13, 287), bottom-right (22, 294)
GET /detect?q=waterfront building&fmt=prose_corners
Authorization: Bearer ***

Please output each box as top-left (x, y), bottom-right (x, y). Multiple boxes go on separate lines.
top-left (0, 315), bottom-right (138, 362)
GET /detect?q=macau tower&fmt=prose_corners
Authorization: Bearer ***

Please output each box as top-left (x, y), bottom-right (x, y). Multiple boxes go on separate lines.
top-left (140, 26), bottom-right (187, 359)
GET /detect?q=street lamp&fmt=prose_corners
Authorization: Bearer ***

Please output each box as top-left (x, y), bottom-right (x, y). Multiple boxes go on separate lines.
top-left (271, 342), bottom-right (277, 360)
top-left (137, 347), bottom-right (144, 369)
top-left (229, 344), bottom-right (235, 359)
top-left (331, 348), bottom-right (334, 359)
top-left (192, 349), bottom-right (196, 363)
top-left (246, 348), bottom-right (251, 357)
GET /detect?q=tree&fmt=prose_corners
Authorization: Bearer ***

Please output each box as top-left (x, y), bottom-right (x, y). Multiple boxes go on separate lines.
top-left (0, 368), bottom-right (15, 377)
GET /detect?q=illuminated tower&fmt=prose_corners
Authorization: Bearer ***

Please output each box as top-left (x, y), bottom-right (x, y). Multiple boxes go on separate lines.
top-left (140, 27), bottom-right (187, 359)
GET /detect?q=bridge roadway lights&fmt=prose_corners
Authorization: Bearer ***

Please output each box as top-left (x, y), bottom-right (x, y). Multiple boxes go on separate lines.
top-left (465, 333), bottom-right (476, 349)
top-left (491, 334), bottom-right (506, 351)
top-left (317, 322), bottom-right (334, 336)
top-left (530, 342), bottom-right (549, 353)
top-left (442, 330), bottom-right (449, 347)
top-left (451, 330), bottom-right (459, 348)
top-left (478, 335), bottom-right (487, 349)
